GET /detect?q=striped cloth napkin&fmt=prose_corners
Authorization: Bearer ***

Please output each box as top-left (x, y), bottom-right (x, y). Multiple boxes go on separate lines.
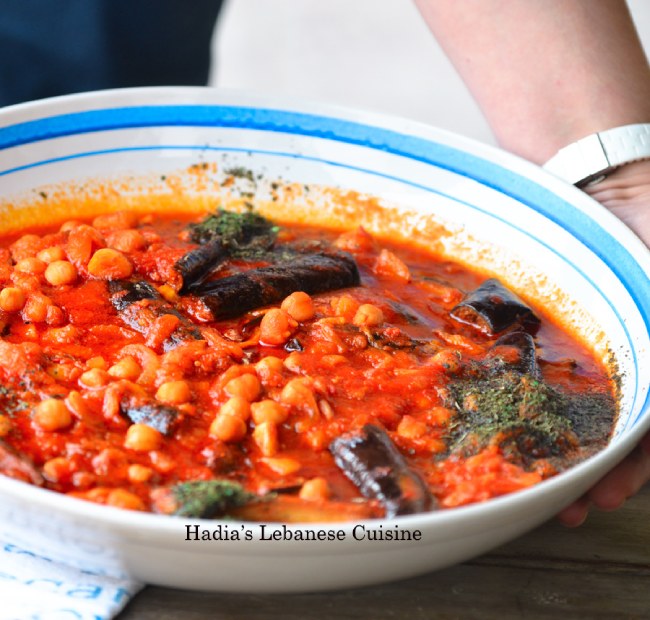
top-left (0, 539), bottom-right (142, 620)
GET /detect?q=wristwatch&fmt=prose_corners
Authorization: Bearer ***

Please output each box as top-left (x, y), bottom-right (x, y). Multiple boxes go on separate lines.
top-left (542, 123), bottom-right (650, 187)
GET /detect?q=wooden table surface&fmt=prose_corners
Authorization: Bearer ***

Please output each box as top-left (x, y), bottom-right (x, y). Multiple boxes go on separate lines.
top-left (119, 484), bottom-right (650, 619)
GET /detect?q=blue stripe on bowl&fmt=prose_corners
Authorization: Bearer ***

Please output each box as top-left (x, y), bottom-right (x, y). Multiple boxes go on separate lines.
top-left (0, 104), bottom-right (648, 427)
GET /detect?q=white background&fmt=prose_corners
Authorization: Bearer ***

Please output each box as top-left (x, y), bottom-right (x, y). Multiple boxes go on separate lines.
top-left (211, 0), bottom-right (650, 148)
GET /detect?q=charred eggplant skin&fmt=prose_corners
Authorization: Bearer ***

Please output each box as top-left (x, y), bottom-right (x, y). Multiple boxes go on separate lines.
top-left (196, 251), bottom-right (361, 320)
top-left (108, 280), bottom-right (159, 310)
top-left (330, 424), bottom-right (436, 517)
top-left (176, 207), bottom-right (278, 293)
top-left (176, 237), bottom-right (229, 294)
top-left (450, 278), bottom-right (540, 334)
top-left (485, 331), bottom-right (541, 378)
top-left (120, 401), bottom-right (180, 435)
top-left (108, 280), bottom-right (202, 349)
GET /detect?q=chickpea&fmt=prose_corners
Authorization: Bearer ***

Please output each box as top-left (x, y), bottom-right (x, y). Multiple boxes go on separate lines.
top-left (106, 488), bottom-right (145, 511)
top-left (10, 272), bottom-right (39, 293)
top-left (260, 456), bottom-right (301, 476)
top-left (209, 414), bottom-right (248, 443)
top-left (252, 421), bottom-right (278, 456)
top-left (353, 304), bottom-right (384, 327)
top-left (65, 390), bottom-right (89, 418)
top-left (251, 399), bottom-right (288, 425)
top-left (33, 398), bottom-right (72, 431)
top-left (0, 414), bottom-right (12, 437)
top-left (0, 287), bottom-right (26, 312)
top-left (430, 348), bottom-right (461, 374)
top-left (14, 257), bottom-right (46, 276)
top-left (281, 291), bottom-right (315, 322)
top-left (10, 233), bottom-right (40, 261)
top-left (59, 220), bottom-right (81, 233)
top-left (44, 260), bottom-right (77, 286)
top-left (37, 246), bottom-right (66, 264)
top-left (397, 415), bottom-right (427, 439)
top-left (128, 464), bottom-right (154, 483)
top-left (45, 305), bottom-right (65, 327)
top-left (71, 471), bottom-right (96, 489)
top-left (124, 423), bottom-right (162, 451)
top-left (107, 229), bottom-right (146, 253)
top-left (255, 355), bottom-right (284, 375)
top-left (149, 450), bottom-right (175, 474)
top-left (219, 396), bottom-right (251, 421)
top-left (280, 378), bottom-right (319, 419)
top-left (282, 351), bottom-right (303, 373)
top-left (22, 293), bottom-right (52, 323)
top-left (108, 356), bottom-right (142, 381)
top-left (44, 325), bottom-right (78, 345)
top-left (86, 356), bottom-right (107, 370)
top-left (42, 457), bottom-right (70, 482)
top-left (280, 378), bottom-right (314, 407)
top-left (156, 380), bottom-right (191, 405)
top-left (330, 295), bottom-right (359, 320)
top-left (259, 308), bottom-right (295, 346)
top-left (87, 248), bottom-right (133, 280)
top-left (92, 211), bottom-right (139, 230)
top-left (299, 477), bottom-right (330, 501)
top-left (223, 373), bottom-right (262, 402)
top-left (79, 368), bottom-right (110, 388)
top-left (255, 356), bottom-right (285, 385)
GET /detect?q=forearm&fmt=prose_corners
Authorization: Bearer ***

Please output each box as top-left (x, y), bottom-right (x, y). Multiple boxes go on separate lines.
top-left (415, 0), bottom-right (650, 163)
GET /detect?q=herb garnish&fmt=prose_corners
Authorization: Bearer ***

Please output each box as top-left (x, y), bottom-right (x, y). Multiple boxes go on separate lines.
top-left (188, 206), bottom-right (277, 250)
top-left (447, 371), bottom-right (575, 459)
top-left (171, 480), bottom-right (255, 518)
top-left (0, 385), bottom-right (29, 417)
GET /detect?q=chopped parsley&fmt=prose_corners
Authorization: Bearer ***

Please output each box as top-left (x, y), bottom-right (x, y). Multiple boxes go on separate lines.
top-left (171, 480), bottom-right (255, 518)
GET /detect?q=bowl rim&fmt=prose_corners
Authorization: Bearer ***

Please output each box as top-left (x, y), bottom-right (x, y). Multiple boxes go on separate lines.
top-left (0, 86), bottom-right (648, 545)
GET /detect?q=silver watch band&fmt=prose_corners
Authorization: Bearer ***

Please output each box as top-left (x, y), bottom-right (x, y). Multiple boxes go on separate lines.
top-left (542, 123), bottom-right (650, 187)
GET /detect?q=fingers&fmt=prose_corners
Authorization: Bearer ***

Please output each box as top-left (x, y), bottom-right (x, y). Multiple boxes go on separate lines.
top-left (557, 495), bottom-right (590, 528)
top-left (588, 445), bottom-right (650, 511)
top-left (557, 432), bottom-right (650, 527)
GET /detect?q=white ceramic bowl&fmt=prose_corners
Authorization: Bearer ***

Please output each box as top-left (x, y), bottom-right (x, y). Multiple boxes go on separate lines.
top-left (0, 88), bottom-right (648, 592)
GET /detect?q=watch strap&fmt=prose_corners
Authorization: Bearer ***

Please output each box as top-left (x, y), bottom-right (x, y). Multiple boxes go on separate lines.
top-left (542, 123), bottom-right (650, 187)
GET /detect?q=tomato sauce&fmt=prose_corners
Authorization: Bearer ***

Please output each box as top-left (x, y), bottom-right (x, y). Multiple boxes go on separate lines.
top-left (0, 208), bottom-right (617, 520)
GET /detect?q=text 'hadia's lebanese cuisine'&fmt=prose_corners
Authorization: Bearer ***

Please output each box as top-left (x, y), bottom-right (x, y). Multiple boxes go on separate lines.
top-left (0, 173), bottom-right (617, 522)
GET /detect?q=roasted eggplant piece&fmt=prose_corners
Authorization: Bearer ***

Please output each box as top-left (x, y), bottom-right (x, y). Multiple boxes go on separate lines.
top-left (177, 208), bottom-right (278, 293)
top-left (120, 399), bottom-right (180, 435)
top-left (485, 331), bottom-right (540, 378)
top-left (175, 237), bottom-right (229, 294)
top-left (447, 370), bottom-right (576, 460)
top-left (231, 494), bottom-right (382, 522)
top-left (330, 424), bottom-right (436, 517)
top-left (108, 280), bottom-right (202, 350)
top-left (0, 439), bottom-right (43, 486)
top-left (109, 280), bottom-right (159, 311)
top-left (196, 251), bottom-right (360, 320)
top-left (450, 278), bottom-right (540, 334)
